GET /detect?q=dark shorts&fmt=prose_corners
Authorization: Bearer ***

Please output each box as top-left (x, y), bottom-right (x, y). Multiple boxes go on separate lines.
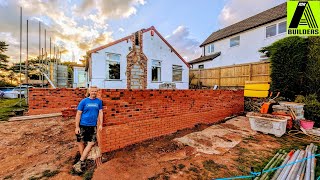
top-left (76, 125), bottom-right (97, 142)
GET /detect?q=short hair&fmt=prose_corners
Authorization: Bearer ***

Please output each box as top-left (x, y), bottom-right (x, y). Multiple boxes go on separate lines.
top-left (86, 86), bottom-right (98, 97)
top-left (89, 86), bottom-right (98, 90)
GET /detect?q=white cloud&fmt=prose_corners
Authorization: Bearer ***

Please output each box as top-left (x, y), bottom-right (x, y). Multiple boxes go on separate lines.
top-left (0, 0), bottom-right (146, 63)
top-left (75, 0), bottom-right (146, 19)
top-left (118, 28), bottom-right (125, 32)
top-left (218, 0), bottom-right (286, 28)
top-left (166, 26), bottom-right (202, 62)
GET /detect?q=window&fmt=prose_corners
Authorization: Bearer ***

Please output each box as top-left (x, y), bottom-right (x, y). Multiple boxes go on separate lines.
top-left (206, 44), bottom-right (214, 54)
top-left (230, 36), bottom-right (240, 47)
top-left (278, 21), bottom-right (286, 34)
top-left (198, 65), bottom-right (204, 69)
top-left (152, 60), bottom-right (161, 82)
top-left (266, 21), bottom-right (286, 38)
top-left (172, 65), bottom-right (182, 82)
top-left (106, 53), bottom-right (120, 80)
top-left (266, 24), bottom-right (277, 37)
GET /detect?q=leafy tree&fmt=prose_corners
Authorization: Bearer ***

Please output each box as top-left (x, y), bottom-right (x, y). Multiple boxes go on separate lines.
top-left (8, 71), bottom-right (17, 84)
top-left (0, 41), bottom-right (9, 71)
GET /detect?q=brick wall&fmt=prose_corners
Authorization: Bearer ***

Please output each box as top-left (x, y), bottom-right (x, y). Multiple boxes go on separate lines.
top-left (28, 88), bottom-right (87, 115)
top-left (28, 88), bottom-right (244, 153)
top-left (97, 89), bottom-right (244, 153)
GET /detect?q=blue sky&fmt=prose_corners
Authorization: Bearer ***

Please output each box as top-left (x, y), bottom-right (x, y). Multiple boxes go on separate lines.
top-left (107, 0), bottom-right (222, 41)
top-left (0, 0), bottom-right (285, 63)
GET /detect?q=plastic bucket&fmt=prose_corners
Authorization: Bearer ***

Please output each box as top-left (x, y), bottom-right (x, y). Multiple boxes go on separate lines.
top-left (300, 119), bottom-right (314, 130)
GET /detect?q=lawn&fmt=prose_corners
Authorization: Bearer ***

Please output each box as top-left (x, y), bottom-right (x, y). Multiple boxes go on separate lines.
top-left (0, 98), bottom-right (28, 121)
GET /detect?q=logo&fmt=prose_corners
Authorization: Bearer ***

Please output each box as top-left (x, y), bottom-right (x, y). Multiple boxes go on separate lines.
top-left (287, 1), bottom-right (320, 36)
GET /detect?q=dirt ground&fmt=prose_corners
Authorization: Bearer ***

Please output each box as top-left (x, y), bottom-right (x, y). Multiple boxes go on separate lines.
top-left (0, 116), bottom-right (318, 180)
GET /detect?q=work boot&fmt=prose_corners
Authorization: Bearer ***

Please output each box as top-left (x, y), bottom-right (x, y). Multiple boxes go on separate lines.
top-left (73, 161), bottom-right (83, 173)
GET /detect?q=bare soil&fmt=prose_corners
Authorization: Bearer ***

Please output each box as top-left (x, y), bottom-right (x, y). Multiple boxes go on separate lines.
top-left (0, 117), bottom-right (317, 180)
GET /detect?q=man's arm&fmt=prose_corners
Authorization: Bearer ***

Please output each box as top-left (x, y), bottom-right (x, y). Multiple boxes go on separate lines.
top-left (75, 110), bottom-right (82, 134)
top-left (98, 109), bottom-right (103, 130)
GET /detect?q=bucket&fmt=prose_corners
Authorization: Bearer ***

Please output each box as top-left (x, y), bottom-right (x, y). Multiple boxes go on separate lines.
top-left (300, 119), bottom-right (315, 130)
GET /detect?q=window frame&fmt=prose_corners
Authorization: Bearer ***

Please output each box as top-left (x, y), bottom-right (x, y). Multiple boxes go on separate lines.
top-left (151, 60), bottom-right (162, 82)
top-left (172, 65), bottom-right (183, 82)
top-left (106, 52), bottom-right (121, 80)
top-left (230, 36), bottom-right (240, 47)
top-left (206, 43), bottom-right (214, 54)
top-left (278, 21), bottom-right (286, 34)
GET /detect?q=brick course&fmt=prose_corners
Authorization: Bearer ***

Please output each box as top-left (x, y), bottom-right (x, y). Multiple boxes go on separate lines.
top-left (28, 88), bottom-right (87, 115)
top-left (28, 88), bottom-right (244, 153)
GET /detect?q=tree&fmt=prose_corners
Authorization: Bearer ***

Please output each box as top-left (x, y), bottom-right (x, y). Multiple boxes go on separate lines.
top-left (0, 41), bottom-right (9, 71)
top-left (8, 71), bottom-right (17, 84)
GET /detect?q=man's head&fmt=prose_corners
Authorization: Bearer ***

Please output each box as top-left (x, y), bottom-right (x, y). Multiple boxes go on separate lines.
top-left (88, 86), bottom-right (98, 99)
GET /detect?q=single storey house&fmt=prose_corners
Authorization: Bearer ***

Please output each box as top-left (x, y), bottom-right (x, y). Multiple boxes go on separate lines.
top-left (85, 26), bottom-right (190, 89)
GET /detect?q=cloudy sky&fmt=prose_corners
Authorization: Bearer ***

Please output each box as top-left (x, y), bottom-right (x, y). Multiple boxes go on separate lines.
top-left (0, 0), bottom-right (286, 64)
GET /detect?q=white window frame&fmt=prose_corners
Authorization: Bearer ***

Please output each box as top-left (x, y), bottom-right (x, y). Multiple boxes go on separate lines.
top-left (278, 21), bottom-right (286, 34)
top-left (206, 43), bottom-right (214, 54)
top-left (266, 24), bottom-right (277, 38)
top-left (151, 60), bottom-right (161, 82)
top-left (172, 65), bottom-right (183, 82)
top-left (230, 36), bottom-right (240, 47)
top-left (106, 53), bottom-right (121, 80)
top-left (266, 21), bottom-right (286, 38)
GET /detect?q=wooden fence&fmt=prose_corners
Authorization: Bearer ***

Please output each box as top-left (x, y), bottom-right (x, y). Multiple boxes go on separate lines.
top-left (190, 61), bottom-right (271, 88)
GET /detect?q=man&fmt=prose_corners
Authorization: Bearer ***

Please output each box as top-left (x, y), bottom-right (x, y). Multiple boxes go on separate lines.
top-left (73, 86), bottom-right (103, 173)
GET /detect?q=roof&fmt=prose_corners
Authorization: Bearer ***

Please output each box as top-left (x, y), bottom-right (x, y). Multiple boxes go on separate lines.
top-left (86, 26), bottom-right (190, 68)
top-left (200, 2), bottom-right (286, 47)
top-left (188, 52), bottom-right (221, 64)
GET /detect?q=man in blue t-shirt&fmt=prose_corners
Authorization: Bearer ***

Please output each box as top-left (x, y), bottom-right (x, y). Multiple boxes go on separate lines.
top-left (73, 86), bottom-right (103, 173)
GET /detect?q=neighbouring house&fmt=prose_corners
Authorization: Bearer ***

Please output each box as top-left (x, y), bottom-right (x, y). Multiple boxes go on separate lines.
top-left (189, 2), bottom-right (286, 69)
top-left (73, 66), bottom-right (87, 88)
top-left (85, 26), bottom-right (190, 89)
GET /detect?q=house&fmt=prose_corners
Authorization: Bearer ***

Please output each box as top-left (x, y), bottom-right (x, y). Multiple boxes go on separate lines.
top-left (73, 66), bottom-right (87, 88)
top-left (189, 2), bottom-right (286, 69)
top-left (85, 26), bottom-right (190, 89)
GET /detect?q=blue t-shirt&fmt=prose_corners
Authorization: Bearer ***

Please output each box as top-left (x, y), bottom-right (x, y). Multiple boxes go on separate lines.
top-left (77, 98), bottom-right (103, 126)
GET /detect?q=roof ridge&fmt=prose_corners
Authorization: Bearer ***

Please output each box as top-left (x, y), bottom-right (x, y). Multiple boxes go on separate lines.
top-left (200, 2), bottom-right (287, 46)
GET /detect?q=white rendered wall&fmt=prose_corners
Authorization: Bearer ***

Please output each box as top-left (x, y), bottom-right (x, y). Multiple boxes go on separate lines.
top-left (143, 31), bottom-right (189, 89)
top-left (90, 40), bottom-right (131, 89)
top-left (192, 18), bottom-right (286, 69)
top-left (90, 30), bottom-right (190, 89)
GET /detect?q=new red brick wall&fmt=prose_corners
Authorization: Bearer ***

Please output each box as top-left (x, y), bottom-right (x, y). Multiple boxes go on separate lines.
top-left (28, 88), bottom-right (87, 115)
top-left (28, 88), bottom-right (244, 153)
top-left (97, 89), bottom-right (244, 153)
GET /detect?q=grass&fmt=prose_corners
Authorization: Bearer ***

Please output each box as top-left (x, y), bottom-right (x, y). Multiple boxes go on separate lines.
top-left (28, 169), bottom-right (60, 180)
top-left (0, 98), bottom-right (28, 121)
top-left (202, 160), bottom-right (227, 173)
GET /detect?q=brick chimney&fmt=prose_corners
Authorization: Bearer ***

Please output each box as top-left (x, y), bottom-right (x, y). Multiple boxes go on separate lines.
top-left (126, 30), bottom-right (148, 89)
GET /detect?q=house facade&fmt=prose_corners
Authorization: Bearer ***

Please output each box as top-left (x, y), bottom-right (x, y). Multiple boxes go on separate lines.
top-left (189, 2), bottom-right (287, 69)
top-left (86, 26), bottom-right (190, 89)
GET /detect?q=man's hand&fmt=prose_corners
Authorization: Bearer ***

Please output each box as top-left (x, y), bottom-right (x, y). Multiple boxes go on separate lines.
top-left (98, 125), bottom-right (103, 131)
top-left (75, 127), bottom-right (80, 134)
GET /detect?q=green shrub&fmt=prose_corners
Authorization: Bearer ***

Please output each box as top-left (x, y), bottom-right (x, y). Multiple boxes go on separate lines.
top-left (306, 37), bottom-right (320, 95)
top-left (295, 94), bottom-right (320, 126)
top-left (260, 36), bottom-right (308, 100)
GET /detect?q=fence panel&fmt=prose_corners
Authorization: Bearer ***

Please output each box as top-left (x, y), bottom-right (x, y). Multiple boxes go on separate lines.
top-left (190, 61), bottom-right (270, 88)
